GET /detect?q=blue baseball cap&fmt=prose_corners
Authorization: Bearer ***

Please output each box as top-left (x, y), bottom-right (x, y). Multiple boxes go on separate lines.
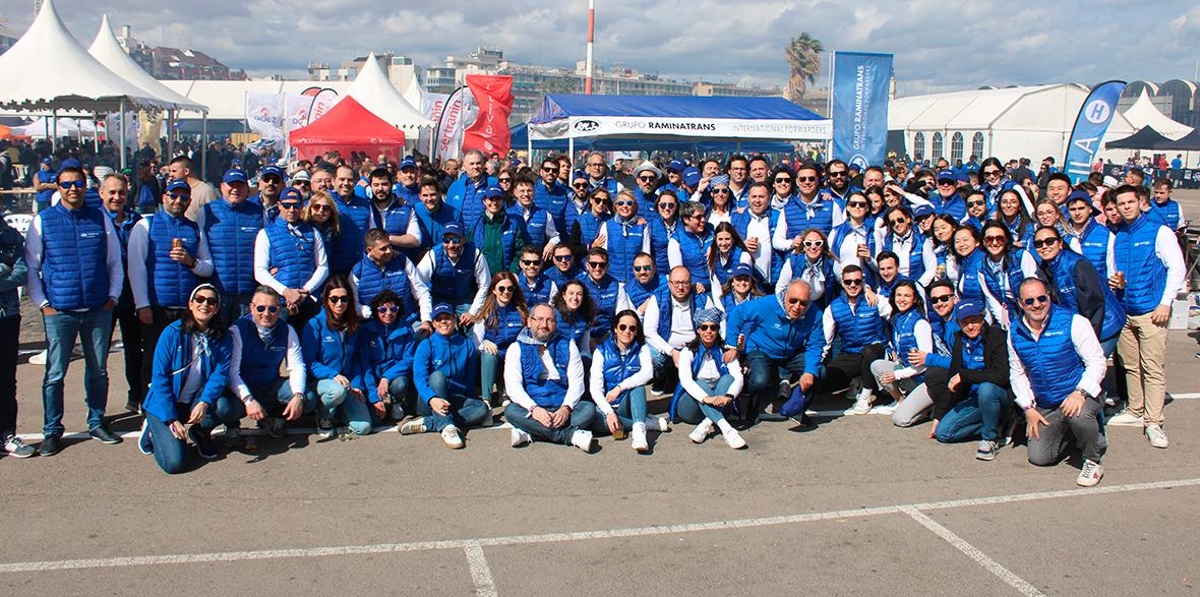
top-left (955, 300), bottom-right (985, 321)
top-left (442, 222), bottom-right (464, 238)
top-left (682, 166), bottom-right (701, 188)
top-left (223, 169), bottom-right (248, 185)
top-left (431, 303), bottom-right (455, 320)
top-left (572, 169), bottom-right (587, 182)
top-left (482, 186), bottom-right (505, 200)
top-left (936, 169), bottom-right (956, 182)
top-left (913, 204), bottom-right (934, 219)
top-left (60, 158), bottom-right (82, 169)
top-left (730, 262), bottom-right (754, 279)
top-left (279, 187), bottom-right (304, 203)
top-left (399, 157), bottom-right (417, 171)
top-left (668, 159), bottom-right (687, 173)
top-left (40, 156), bottom-right (52, 165)
top-left (260, 165), bottom-right (285, 180)
top-left (165, 178), bottom-right (191, 194)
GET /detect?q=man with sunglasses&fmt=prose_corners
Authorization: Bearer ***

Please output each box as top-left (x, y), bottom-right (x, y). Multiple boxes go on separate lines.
top-left (774, 164), bottom-right (834, 254)
top-left (415, 222), bottom-right (491, 329)
top-left (251, 164), bottom-right (287, 223)
top-left (170, 156), bottom-right (217, 221)
top-left (818, 159), bottom-right (860, 226)
top-left (929, 170), bottom-right (967, 222)
top-left (128, 178), bottom-right (215, 411)
top-left (625, 252), bottom-right (664, 314)
top-left (808, 265), bottom-right (887, 418)
top-left (197, 169), bottom-right (265, 324)
top-left (219, 285), bottom-right (312, 445)
top-left (631, 161), bottom-right (661, 216)
top-left (534, 158), bottom-right (570, 233)
top-left (580, 248), bottom-right (632, 346)
top-left (1008, 277), bottom-right (1107, 486)
top-left (564, 170), bottom-right (591, 237)
top-left (254, 187), bottom-right (329, 331)
top-left (545, 243), bottom-right (584, 290)
top-left (25, 165), bottom-right (126, 455)
top-left (516, 246), bottom-right (556, 306)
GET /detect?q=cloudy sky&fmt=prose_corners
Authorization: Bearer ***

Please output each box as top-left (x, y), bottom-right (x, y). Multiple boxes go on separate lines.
top-left (6, 0), bottom-right (1200, 96)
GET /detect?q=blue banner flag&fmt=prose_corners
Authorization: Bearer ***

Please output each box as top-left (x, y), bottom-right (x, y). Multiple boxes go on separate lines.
top-left (831, 52), bottom-right (893, 170)
top-left (1064, 80), bottom-right (1127, 185)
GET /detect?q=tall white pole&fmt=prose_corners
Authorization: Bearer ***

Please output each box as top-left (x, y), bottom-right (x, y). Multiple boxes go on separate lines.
top-left (585, 0), bottom-right (595, 94)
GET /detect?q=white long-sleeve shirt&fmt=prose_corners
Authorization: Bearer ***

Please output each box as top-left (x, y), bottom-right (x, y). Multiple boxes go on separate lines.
top-left (24, 209), bottom-right (124, 310)
top-left (503, 340), bottom-right (585, 411)
top-left (349, 257), bottom-right (432, 319)
top-left (890, 318), bottom-right (933, 380)
top-left (979, 251), bottom-right (1039, 327)
top-left (227, 323), bottom-right (307, 401)
top-left (126, 216), bottom-right (215, 309)
top-left (588, 344), bottom-right (654, 416)
top-left (642, 293), bottom-right (712, 354)
top-left (678, 345), bottom-right (744, 404)
top-left (1007, 312), bottom-right (1106, 410)
top-left (414, 247), bottom-right (491, 321)
top-left (1149, 224), bottom-right (1187, 304)
top-left (252, 226), bottom-right (329, 297)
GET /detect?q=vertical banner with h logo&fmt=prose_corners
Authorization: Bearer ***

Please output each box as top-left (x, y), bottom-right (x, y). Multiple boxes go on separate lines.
top-left (1064, 80), bottom-right (1127, 184)
top-left (831, 51), bottom-right (893, 170)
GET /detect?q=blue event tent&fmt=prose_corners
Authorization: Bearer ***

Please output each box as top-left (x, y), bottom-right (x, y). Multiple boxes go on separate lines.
top-left (510, 123), bottom-right (798, 154)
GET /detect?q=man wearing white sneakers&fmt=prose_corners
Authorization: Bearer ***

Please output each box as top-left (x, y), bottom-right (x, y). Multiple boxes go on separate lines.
top-left (503, 303), bottom-right (597, 451)
top-left (1008, 278), bottom-right (1108, 487)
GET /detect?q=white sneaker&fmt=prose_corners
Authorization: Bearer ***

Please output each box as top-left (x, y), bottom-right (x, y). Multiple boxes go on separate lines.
top-left (399, 418), bottom-right (427, 435)
top-left (645, 416), bottom-right (671, 432)
top-left (869, 401), bottom-right (898, 416)
top-left (689, 420), bottom-right (714, 444)
top-left (510, 428), bottom-right (532, 448)
top-left (1145, 424), bottom-right (1169, 449)
top-left (843, 397), bottom-right (871, 416)
top-left (631, 425), bottom-right (649, 452)
top-left (3, 434), bottom-right (36, 458)
top-left (1106, 409), bottom-right (1143, 427)
top-left (570, 429), bottom-right (594, 453)
top-left (1076, 459), bottom-right (1103, 487)
top-left (721, 427), bottom-right (747, 450)
top-left (316, 417), bottom-right (336, 439)
top-left (440, 426), bottom-right (464, 449)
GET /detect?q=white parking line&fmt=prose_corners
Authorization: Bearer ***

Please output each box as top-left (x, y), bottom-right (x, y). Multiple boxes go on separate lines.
top-left (902, 506), bottom-right (1046, 597)
top-left (1, 477), bottom-right (1196, 575)
top-left (464, 543), bottom-right (498, 597)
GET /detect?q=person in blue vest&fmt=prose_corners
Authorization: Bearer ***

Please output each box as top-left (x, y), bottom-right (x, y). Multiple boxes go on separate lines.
top-left (626, 252), bottom-right (664, 315)
top-left (818, 160), bottom-right (859, 226)
top-left (471, 272), bottom-right (528, 408)
top-left (870, 280), bottom-right (934, 423)
top-left (197, 168), bottom-right (264, 323)
top-left (553, 279), bottom-right (596, 356)
top-left (446, 150), bottom-right (495, 229)
top-left (219, 286), bottom-right (312, 446)
top-left (250, 164), bottom-right (286, 222)
top-left (392, 157), bottom-right (421, 206)
top-left (99, 173), bottom-right (146, 414)
top-left (774, 164), bottom-right (834, 251)
top-left (673, 308), bottom-right (747, 448)
top-left (732, 182), bottom-right (781, 287)
top-left (362, 289), bottom-right (417, 421)
top-left (580, 247), bottom-right (632, 345)
top-left (996, 188), bottom-right (1036, 250)
top-left (810, 265), bottom-right (888, 417)
top-left (534, 158), bottom-right (570, 234)
top-left (775, 228), bottom-right (838, 308)
top-left (1032, 226), bottom-right (1126, 359)
top-left (921, 300), bottom-right (1012, 460)
top-left (978, 221), bottom-right (1038, 328)
top-left (646, 189), bottom-right (681, 276)
top-left (411, 177), bottom-right (462, 264)
top-left (367, 167), bottom-right (422, 259)
top-left (515, 245), bottom-right (557, 307)
top-left (32, 156), bottom-right (57, 212)
top-left (305, 190), bottom-right (359, 277)
top-left (1008, 277), bottom-right (1107, 487)
top-left (768, 166), bottom-right (797, 210)
top-left (301, 274), bottom-right (374, 438)
top-left (503, 303), bottom-right (596, 451)
top-left (350, 228), bottom-right (430, 323)
top-left (962, 190), bottom-right (989, 231)
top-left (564, 170), bottom-right (591, 241)
top-left (629, 161), bottom-right (662, 217)
top-left (401, 302), bottom-right (489, 449)
top-left (415, 222), bottom-right (491, 329)
top-left (929, 170), bottom-right (967, 221)
top-left (24, 165), bottom-right (126, 455)
top-left (725, 156), bottom-right (752, 207)
top-left (598, 189), bottom-right (650, 284)
top-left (979, 157), bottom-right (1016, 213)
top-left (0, 213), bottom-right (30, 458)
top-left (828, 191), bottom-right (875, 286)
top-left (254, 186), bottom-right (329, 331)
top-left (545, 242), bottom-right (583, 290)
top-left (470, 186), bottom-right (529, 276)
top-left (725, 279), bottom-right (823, 426)
top-left (583, 152), bottom-right (622, 196)
top-left (588, 309), bottom-right (669, 452)
top-left (952, 225), bottom-right (988, 304)
top-left (127, 178), bottom-right (216, 412)
top-left (1149, 178), bottom-right (1185, 231)
top-left (908, 280), bottom-right (961, 373)
top-left (668, 201), bottom-right (714, 294)
top-left (927, 214), bottom-right (958, 284)
top-left (332, 164), bottom-right (373, 261)
top-left (877, 205), bottom-right (936, 289)
top-left (571, 187), bottom-right (613, 251)
top-left (1106, 185), bottom-right (1185, 448)
top-left (706, 222), bottom-right (754, 297)
top-left (509, 175), bottom-right (560, 259)
top-left (644, 266), bottom-right (712, 390)
top-left (1063, 191), bottom-right (1114, 280)
top-left (138, 284), bottom-right (231, 471)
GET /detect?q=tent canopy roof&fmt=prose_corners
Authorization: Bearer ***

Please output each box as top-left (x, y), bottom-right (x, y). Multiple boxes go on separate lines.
top-left (344, 52), bottom-right (433, 132)
top-left (1104, 126), bottom-right (1176, 149)
top-left (1122, 90), bottom-right (1193, 140)
top-left (87, 14), bottom-right (206, 113)
top-left (530, 94), bottom-right (826, 123)
top-left (889, 84), bottom-right (1135, 137)
top-left (289, 96), bottom-right (405, 146)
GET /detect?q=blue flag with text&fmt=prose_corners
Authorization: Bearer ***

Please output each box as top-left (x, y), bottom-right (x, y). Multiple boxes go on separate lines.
top-left (1064, 80), bottom-right (1127, 184)
top-left (832, 52), bottom-right (893, 170)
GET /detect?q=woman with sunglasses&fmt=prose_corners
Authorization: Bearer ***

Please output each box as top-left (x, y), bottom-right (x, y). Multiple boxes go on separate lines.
top-left (1031, 226), bottom-right (1125, 359)
top-left (552, 279), bottom-right (597, 356)
top-left (829, 192), bottom-right (876, 285)
top-left (495, 168), bottom-right (515, 202)
top-left (929, 214), bottom-right (961, 284)
top-left (301, 274), bottom-right (375, 438)
top-left (571, 188), bottom-right (612, 251)
top-left (139, 284), bottom-right (231, 473)
top-left (705, 222), bottom-right (754, 299)
top-left (978, 220), bottom-right (1038, 328)
top-left (588, 310), bottom-right (665, 452)
top-left (878, 203), bottom-right (936, 289)
top-left (647, 190), bottom-right (681, 275)
top-left (304, 190), bottom-right (356, 276)
top-left (668, 201), bottom-right (716, 295)
top-left (769, 167), bottom-right (797, 210)
top-left (870, 280), bottom-right (934, 422)
top-left (707, 175), bottom-right (735, 226)
top-left (473, 272), bottom-right (529, 407)
top-left (597, 189), bottom-right (650, 284)
top-left (775, 228), bottom-right (838, 308)
top-left (996, 188), bottom-right (1035, 249)
top-left (672, 308), bottom-right (746, 449)
top-left (362, 289), bottom-right (417, 422)
top-left (978, 157), bottom-right (1016, 213)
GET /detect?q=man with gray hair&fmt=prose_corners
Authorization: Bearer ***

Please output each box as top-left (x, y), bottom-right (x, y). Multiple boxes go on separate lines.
top-left (446, 149), bottom-right (494, 228)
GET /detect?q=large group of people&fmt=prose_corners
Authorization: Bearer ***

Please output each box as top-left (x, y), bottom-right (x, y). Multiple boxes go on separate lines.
top-left (0, 147), bottom-right (1188, 488)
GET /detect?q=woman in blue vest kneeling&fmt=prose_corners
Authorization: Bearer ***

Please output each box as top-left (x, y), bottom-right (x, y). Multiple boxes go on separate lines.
top-left (403, 303), bottom-right (489, 449)
top-left (301, 274), bottom-right (375, 438)
top-left (588, 309), bottom-right (669, 452)
top-left (139, 284), bottom-right (232, 473)
top-left (362, 290), bottom-right (417, 421)
top-left (672, 308), bottom-right (746, 449)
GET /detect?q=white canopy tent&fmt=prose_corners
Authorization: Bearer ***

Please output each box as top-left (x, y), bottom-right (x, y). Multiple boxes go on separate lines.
top-left (11, 116), bottom-right (102, 139)
top-left (1122, 90), bottom-right (1193, 140)
top-left (344, 52), bottom-right (434, 135)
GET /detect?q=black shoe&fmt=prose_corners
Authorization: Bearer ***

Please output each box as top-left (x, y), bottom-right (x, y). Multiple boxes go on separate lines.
top-left (790, 414), bottom-right (818, 432)
top-left (89, 426), bottom-right (123, 445)
top-left (187, 426), bottom-right (220, 460)
top-left (38, 434), bottom-right (62, 456)
top-left (124, 400), bottom-right (142, 414)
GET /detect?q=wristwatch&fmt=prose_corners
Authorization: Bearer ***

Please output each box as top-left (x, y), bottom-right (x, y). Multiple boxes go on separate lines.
top-left (1077, 388), bottom-right (1094, 401)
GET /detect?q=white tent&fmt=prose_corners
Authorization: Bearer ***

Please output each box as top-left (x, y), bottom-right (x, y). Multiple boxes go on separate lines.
top-left (889, 84), bottom-right (1136, 162)
top-left (12, 116), bottom-right (101, 138)
top-left (87, 14), bottom-right (207, 113)
top-left (344, 52), bottom-right (433, 134)
top-left (1121, 90), bottom-right (1193, 140)
top-left (0, 0), bottom-right (165, 113)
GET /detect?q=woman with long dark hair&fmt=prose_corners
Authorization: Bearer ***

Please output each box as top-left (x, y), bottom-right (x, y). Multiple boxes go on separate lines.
top-left (588, 310), bottom-right (665, 452)
top-left (301, 274), bottom-right (374, 438)
top-left (472, 272), bottom-right (528, 406)
top-left (869, 280), bottom-right (934, 424)
top-left (979, 220), bottom-right (1038, 328)
top-left (706, 222), bottom-right (753, 296)
top-left (672, 308), bottom-right (746, 449)
top-left (552, 279), bottom-right (597, 355)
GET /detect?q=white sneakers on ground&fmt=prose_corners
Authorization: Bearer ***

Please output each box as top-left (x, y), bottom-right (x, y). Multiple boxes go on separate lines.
top-left (1077, 459), bottom-right (1104, 487)
top-left (646, 417), bottom-right (671, 432)
top-left (510, 428), bottom-right (532, 448)
top-left (869, 401), bottom-right (898, 416)
top-left (844, 397), bottom-right (872, 416)
top-left (440, 426), bottom-right (464, 449)
top-left (1106, 409), bottom-right (1143, 427)
top-left (1145, 425), bottom-right (1169, 449)
top-left (689, 419), bottom-right (714, 444)
top-left (631, 424), bottom-right (649, 453)
top-left (721, 427), bottom-right (747, 450)
top-left (399, 418), bottom-right (427, 435)
top-left (570, 429), bottom-right (594, 452)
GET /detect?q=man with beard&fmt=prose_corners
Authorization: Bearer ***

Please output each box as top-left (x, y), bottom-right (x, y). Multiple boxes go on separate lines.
top-left (819, 160), bottom-right (860, 227)
top-left (252, 164), bottom-right (287, 223)
top-left (534, 157), bottom-right (570, 234)
top-left (368, 167), bottom-right (422, 254)
top-left (774, 163), bottom-right (835, 253)
top-left (412, 178), bottom-right (461, 262)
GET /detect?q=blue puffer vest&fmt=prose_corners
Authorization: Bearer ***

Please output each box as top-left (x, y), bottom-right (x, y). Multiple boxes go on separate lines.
top-left (582, 274), bottom-right (622, 334)
top-left (652, 284), bottom-right (706, 339)
top-left (675, 228), bottom-right (713, 288)
top-left (1044, 249), bottom-right (1126, 340)
top-left (647, 216), bottom-right (677, 274)
top-left (605, 217), bottom-right (647, 284)
top-left (625, 275), bottom-right (663, 310)
top-left (783, 196), bottom-right (834, 237)
top-left (264, 218), bottom-right (317, 290)
top-left (352, 253), bottom-right (417, 319)
top-left (429, 243), bottom-right (477, 305)
top-left (889, 308), bottom-right (925, 382)
top-left (510, 204), bottom-right (551, 250)
top-left (203, 199), bottom-right (263, 296)
top-left (827, 294), bottom-right (885, 353)
top-left (667, 343), bottom-right (730, 419)
top-left (232, 317), bottom-right (290, 389)
top-left (146, 211), bottom-right (201, 308)
top-left (517, 335), bottom-right (574, 408)
top-left (597, 339), bottom-right (644, 406)
top-left (534, 179), bottom-right (569, 233)
top-left (1068, 219), bottom-right (1111, 279)
top-left (518, 271), bottom-right (554, 306)
top-left (883, 230), bottom-right (928, 283)
top-left (956, 248), bottom-right (986, 303)
top-left (1114, 214), bottom-right (1169, 316)
top-left (981, 250), bottom-right (1030, 312)
top-left (482, 303), bottom-right (525, 349)
top-left (1009, 305), bottom-right (1084, 407)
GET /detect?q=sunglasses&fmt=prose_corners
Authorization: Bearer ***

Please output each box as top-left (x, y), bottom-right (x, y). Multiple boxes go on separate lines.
top-left (689, 213), bottom-right (707, 221)
top-left (711, 188), bottom-right (731, 194)
top-left (252, 304), bottom-right (280, 313)
top-left (658, 202), bottom-right (677, 209)
top-left (983, 235), bottom-right (1006, 245)
top-left (442, 237), bottom-right (463, 245)
top-left (591, 197), bottom-right (608, 204)
top-left (983, 170), bottom-right (1001, 177)
top-left (260, 176), bottom-right (282, 183)
top-left (828, 171), bottom-right (847, 178)
top-left (847, 201), bottom-right (868, 208)
top-left (774, 177), bottom-right (793, 183)
top-left (573, 183), bottom-right (588, 189)
top-left (168, 193), bottom-right (192, 202)
top-left (520, 259), bottom-right (540, 267)
top-left (937, 180), bottom-right (955, 186)
top-left (498, 178), bottom-right (512, 183)
top-left (495, 285), bottom-right (514, 293)
top-left (191, 295), bottom-right (217, 306)
top-left (587, 261), bottom-right (608, 269)
top-left (967, 200), bottom-right (985, 208)
top-left (377, 305), bottom-right (400, 314)
top-left (633, 265), bottom-right (652, 273)
top-left (638, 176), bottom-right (657, 182)
top-left (802, 240), bottom-right (824, 248)
top-left (310, 204), bottom-right (330, 212)
top-left (930, 294), bottom-right (954, 304)
top-left (1032, 238), bottom-right (1059, 248)
top-left (888, 219), bottom-right (908, 226)
top-left (843, 278), bottom-right (863, 287)
top-left (541, 166), bottom-right (556, 172)
top-left (328, 295), bottom-right (350, 304)
top-left (279, 202), bottom-right (302, 210)
top-left (483, 195), bottom-right (504, 202)
top-left (553, 254), bottom-right (573, 262)
top-left (614, 200), bottom-right (635, 207)
top-left (58, 180), bottom-right (87, 189)
top-left (617, 323), bottom-right (639, 332)
top-left (1022, 294), bottom-right (1049, 306)
top-left (797, 176), bottom-right (818, 182)
top-left (294, 181), bottom-right (310, 186)
top-left (697, 324), bottom-right (719, 332)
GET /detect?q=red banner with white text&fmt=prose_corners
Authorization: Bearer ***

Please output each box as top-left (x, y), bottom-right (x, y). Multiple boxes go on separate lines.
top-left (462, 74), bottom-right (514, 157)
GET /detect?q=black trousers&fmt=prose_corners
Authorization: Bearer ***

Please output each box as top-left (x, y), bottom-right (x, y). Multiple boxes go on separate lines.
top-left (110, 307), bottom-right (145, 407)
top-left (820, 343), bottom-right (885, 394)
top-left (0, 316), bottom-right (18, 437)
top-left (139, 307), bottom-right (187, 400)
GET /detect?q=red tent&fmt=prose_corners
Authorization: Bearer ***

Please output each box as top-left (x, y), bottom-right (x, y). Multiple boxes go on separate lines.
top-left (288, 96), bottom-right (405, 163)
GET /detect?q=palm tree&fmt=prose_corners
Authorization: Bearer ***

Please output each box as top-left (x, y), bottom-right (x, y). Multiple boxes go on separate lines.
top-left (784, 33), bottom-right (824, 102)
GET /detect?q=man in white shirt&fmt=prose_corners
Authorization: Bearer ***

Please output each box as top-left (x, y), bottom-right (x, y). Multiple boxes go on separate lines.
top-left (643, 266), bottom-right (713, 392)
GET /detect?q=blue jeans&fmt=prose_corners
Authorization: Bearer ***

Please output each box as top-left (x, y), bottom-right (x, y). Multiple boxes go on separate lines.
top-left (744, 350), bottom-right (807, 422)
top-left (340, 394), bottom-right (384, 435)
top-left (416, 371), bottom-right (490, 432)
top-left (387, 376), bottom-right (412, 410)
top-left (675, 376), bottom-right (735, 425)
top-left (311, 378), bottom-right (350, 420)
top-left (42, 309), bottom-right (113, 436)
top-left (591, 386), bottom-right (648, 435)
top-left (143, 402), bottom-right (219, 474)
top-left (505, 400), bottom-right (597, 445)
top-left (215, 379), bottom-right (314, 428)
top-left (934, 382), bottom-right (1012, 443)
top-left (480, 351), bottom-right (503, 403)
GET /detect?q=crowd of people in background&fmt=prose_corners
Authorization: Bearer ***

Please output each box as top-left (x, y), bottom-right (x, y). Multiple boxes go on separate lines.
top-left (0, 139), bottom-right (1190, 489)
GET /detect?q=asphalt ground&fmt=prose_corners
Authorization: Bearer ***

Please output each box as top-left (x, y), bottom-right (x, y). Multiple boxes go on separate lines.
top-left (3, 189), bottom-right (1200, 596)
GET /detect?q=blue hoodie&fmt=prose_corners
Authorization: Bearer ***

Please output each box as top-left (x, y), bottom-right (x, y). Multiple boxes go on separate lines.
top-left (413, 330), bottom-right (480, 403)
top-left (725, 293), bottom-right (824, 374)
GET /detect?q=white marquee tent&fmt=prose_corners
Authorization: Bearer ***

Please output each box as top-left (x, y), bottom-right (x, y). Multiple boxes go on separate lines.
top-left (87, 14), bottom-right (206, 113)
top-left (343, 52), bottom-right (434, 134)
top-left (888, 84), bottom-right (1136, 162)
top-left (1122, 90), bottom-right (1193, 140)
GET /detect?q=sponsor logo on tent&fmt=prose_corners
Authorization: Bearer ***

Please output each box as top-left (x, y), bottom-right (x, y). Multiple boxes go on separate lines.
top-left (574, 119), bottom-right (600, 132)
